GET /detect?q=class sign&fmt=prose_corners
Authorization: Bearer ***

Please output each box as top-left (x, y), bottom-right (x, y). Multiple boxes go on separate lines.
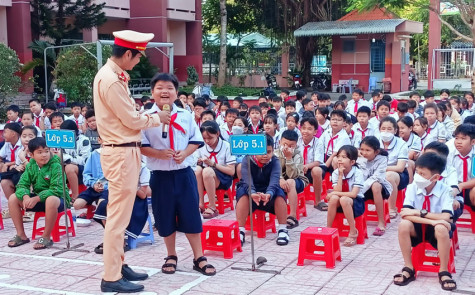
top-left (45, 129), bottom-right (76, 149)
top-left (230, 134), bottom-right (267, 156)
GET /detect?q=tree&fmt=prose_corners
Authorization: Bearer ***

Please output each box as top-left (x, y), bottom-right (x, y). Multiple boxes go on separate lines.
top-left (218, 0), bottom-right (228, 87)
top-left (349, 0), bottom-right (475, 92)
top-left (0, 44), bottom-right (21, 120)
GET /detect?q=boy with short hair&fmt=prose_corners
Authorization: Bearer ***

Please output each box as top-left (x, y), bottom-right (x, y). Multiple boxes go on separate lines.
top-left (50, 112), bottom-right (65, 130)
top-left (271, 96), bottom-right (286, 125)
top-left (6, 105), bottom-right (21, 123)
top-left (233, 96), bottom-right (244, 109)
top-left (220, 108), bottom-right (239, 140)
top-left (407, 100), bottom-right (418, 119)
top-left (409, 91), bottom-right (423, 117)
top-left (346, 89), bottom-right (369, 116)
top-left (301, 98), bottom-right (315, 115)
top-left (0, 123), bottom-right (22, 173)
top-left (259, 102), bottom-right (270, 118)
top-left (352, 106), bottom-right (375, 148)
top-left (396, 102), bottom-right (410, 121)
top-left (284, 100), bottom-right (296, 116)
top-left (421, 90), bottom-right (435, 107)
top-left (40, 102), bottom-right (57, 130)
top-left (295, 90), bottom-right (306, 112)
top-left (7, 137), bottom-right (70, 249)
top-left (248, 105), bottom-right (263, 134)
top-left (192, 99), bottom-right (207, 127)
top-left (84, 109), bottom-right (100, 151)
top-left (68, 102), bottom-right (85, 133)
top-left (29, 98), bottom-right (43, 127)
top-left (200, 110), bottom-right (216, 123)
top-left (394, 152), bottom-right (456, 291)
top-left (369, 100), bottom-right (391, 130)
top-left (258, 95), bottom-right (267, 104)
top-left (280, 89), bottom-right (290, 102)
top-left (369, 90), bottom-right (382, 113)
top-left (275, 130), bottom-right (309, 229)
top-left (236, 134), bottom-right (290, 246)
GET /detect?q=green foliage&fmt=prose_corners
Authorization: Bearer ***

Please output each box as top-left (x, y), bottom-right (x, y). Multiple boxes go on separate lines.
top-left (186, 66), bottom-right (199, 86)
top-left (128, 56), bottom-right (158, 79)
top-left (180, 84), bottom-right (260, 96)
top-left (0, 44), bottom-right (21, 120)
top-left (53, 44), bottom-right (112, 104)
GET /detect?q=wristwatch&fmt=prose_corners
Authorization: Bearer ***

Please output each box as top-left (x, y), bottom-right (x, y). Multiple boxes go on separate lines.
top-left (420, 209), bottom-right (428, 218)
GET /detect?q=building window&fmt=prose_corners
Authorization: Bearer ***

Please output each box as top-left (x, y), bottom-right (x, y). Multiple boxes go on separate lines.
top-left (342, 40), bottom-right (355, 52)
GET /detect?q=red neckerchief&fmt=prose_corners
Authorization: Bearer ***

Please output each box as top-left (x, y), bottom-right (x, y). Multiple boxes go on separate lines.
top-left (342, 179), bottom-right (349, 192)
top-left (35, 116), bottom-right (40, 127)
top-left (358, 127), bottom-right (368, 138)
top-left (423, 194), bottom-right (432, 212)
top-left (209, 152), bottom-right (219, 165)
top-left (252, 156), bottom-right (264, 168)
top-left (353, 101), bottom-right (358, 113)
top-left (252, 125), bottom-right (259, 134)
top-left (10, 146), bottom-right (19, 162)
top-left (168, 113), bottom-right (185, 151)
top-left (303, 145), bottom-right (310, 165)
top-left (458, 154), bottom-right (469, 182)
top-left (326, 134), bottom-right (339, 156)
top-left (350, 130), bottom-right (354, 139)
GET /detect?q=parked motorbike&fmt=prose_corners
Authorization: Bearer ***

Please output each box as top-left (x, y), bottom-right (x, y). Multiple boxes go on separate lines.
top-left (293, 74), bottom-right (302, 89)
top-left (266, 74), bottom-right (278, 89)
top-left (310, 73), bottom-right (330, 91)
top-left (408, 71), bottom-right (416, 90)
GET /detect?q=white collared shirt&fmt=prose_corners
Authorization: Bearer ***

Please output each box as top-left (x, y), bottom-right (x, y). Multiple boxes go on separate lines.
top-left (379, 136), bottom-right (408, 166)
top-left (426, 121), bottom-right (447, 143)
top-left (67, 114), bottom-right (85, 134)
top-left (345, 99), bottom-right (371, 116)
top-left (142, 104), bottom-right (204, 171)
top-left (197, 138), bottom-right (236, 167)
top-left (442, 116), bottom-right (455, 140)
top-left (403, 182), bottom-right (453, 215)
top-left (220, 124), bottom-right (233, 141)
top-left (447, 146), bottom-right (475, 183)
top-left (318, 128), bottom-right (351, 157)
top-left (297, 136), bottom-right (323, 165)
top-left (320, 120), bottom-right (330, 132)
top-left (351, 122), bottom-right (376, 148)
top-left (0, 139), bottom-right (22, 162)
top-left (331, 166), bottom-right (364, 198)
top-left (404, 132), bottom-right (422, 153)
top-left (33, 109), bottom-right (44, 127)
top-left (359, 154), bottom-right (393, 195)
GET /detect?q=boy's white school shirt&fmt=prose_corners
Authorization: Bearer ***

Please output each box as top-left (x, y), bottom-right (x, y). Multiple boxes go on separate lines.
top-left (33, 109), bottom-right (44, 127)
top-left (320, 120), bottom-right (330, 132)
top-left (425, 120), bottom-right (447, 143)
top-left (351, 122), bottom-right (376, 148)
top-left (345, 99), bottom-right (371, 116)
top-left (403, 182), bottom-right (453, 215)
top-left (67, 114), bottom-right (85, 134)
top-left (442, 116), bottom-right (455, 140)
top-left (331, 166), bottom-right (365, 198)
top-left (220, 124), bottom-right (233, 141)
top-left (440, 166), bottom-right (464, 204)
top-left (317, 128), bottom-right (351, 158)
top-left (447, 146), bottom-right (475, 184)
top-left (404, 132), bottom-right (422, 153)
top-left (0, 139), bottom-right (22, 163)
top-left (141, 104), bottom-right (204, 171)
top-left (297, 136), bottom-right (323, 165)
top-left (62, 134), bottom-right (92, 166)
top-left (197, 138), bottom-right (236, 168)
top-left (216, 114), bottom-right (225, 126)
top-left (378, 136), bottom-right (408, 166)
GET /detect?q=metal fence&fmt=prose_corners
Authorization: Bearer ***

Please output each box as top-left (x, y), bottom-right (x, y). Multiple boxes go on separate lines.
top-left (432, 47), bottom-right (474, 80)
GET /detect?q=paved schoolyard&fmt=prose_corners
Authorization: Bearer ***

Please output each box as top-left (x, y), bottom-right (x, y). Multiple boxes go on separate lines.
top-left (0, 200), bottom-right (474, 295)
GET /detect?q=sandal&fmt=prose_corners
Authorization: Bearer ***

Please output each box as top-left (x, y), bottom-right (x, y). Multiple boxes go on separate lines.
top-left (193, 256), bottom-right (216, 276)
top-left (372, 227), bottom-right (386, 236)
top-left (202, 207), bottom-right (218, 219)
top-left (314, 201), bottom-right (328, 211)
top-left (8, 235), bottom-right (30, 247)
top-left (438, 271), bottom-right (457, 291)
top-left (162, 255), bottom-right (178, 274)
top-left (22, 211), bottom-right (35, 223)
top-left (393, 267), bottom-right (416, 286)
top-left (389, 209), bottom-right (398, 219)
top-left (343, 230), bottom-right (358, 247)
top-left (33, 237), bottom-right (53, 250)
top-left (276, 229), bottom-right (290, 246)
top-left (240, 231), bottom-right (245, 246)
top-left (286, 216), bottom-right (299, 229)
top-left (2, 209), bottom-right (10, 219)
top-left (94, 243), bottom-right (104, 254)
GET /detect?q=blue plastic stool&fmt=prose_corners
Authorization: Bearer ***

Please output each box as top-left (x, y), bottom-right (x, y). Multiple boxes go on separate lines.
top-left (127, 213), bottom-right (155, 249)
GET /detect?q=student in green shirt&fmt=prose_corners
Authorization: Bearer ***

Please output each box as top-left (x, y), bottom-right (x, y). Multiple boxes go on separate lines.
top-left (7, 137), bottom-right (70, 250)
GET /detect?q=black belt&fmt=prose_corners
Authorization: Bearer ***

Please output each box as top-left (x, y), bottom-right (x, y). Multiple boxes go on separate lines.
top-left (103, 142), bottom-right (142, 148)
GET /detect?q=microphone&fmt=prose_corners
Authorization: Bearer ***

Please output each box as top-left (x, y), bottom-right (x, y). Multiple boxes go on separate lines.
top-left (162, 104), bottom-right (170, 139)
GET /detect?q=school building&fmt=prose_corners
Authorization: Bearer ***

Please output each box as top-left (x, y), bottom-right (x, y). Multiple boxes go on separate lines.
top-left (0, 0), bottom-right (202, 82)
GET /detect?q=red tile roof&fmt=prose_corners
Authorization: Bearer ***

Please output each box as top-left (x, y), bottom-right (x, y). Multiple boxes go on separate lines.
top-left (338, 7), bottom-right (398, 21)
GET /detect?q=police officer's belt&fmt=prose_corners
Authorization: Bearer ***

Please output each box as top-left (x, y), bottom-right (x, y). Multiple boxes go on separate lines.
top-left (103, 142), bottom-right (142, 148)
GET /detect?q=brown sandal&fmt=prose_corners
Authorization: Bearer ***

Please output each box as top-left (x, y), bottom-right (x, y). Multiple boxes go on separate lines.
top-left (202, 207), bottom-right (218, 219)
top-left (343, 230), bottom-right (358, 247)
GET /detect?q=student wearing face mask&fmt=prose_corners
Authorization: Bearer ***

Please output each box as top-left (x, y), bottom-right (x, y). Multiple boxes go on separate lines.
top-left (231, 117), bottom-right (248, 179)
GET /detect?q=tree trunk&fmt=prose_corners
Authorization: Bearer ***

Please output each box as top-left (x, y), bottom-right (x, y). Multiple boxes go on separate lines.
top-left (217, 0), bottom-right (227, 87)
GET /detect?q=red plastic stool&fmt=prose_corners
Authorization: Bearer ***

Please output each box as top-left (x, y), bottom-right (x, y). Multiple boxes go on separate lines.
top-left (245, 210), bottom-right (276, 238)
top-left (204, 188), bottom-right (234, 214)
top-left (201, 219), bottom-right (243, 259)
top-left (364, 199), bottom-right (390, 226)
top-left (297, 227), bottom-right (341, 268)
top-left (85, 205), bottom-right (96, 219)
top-left (287, 192), bottom-right (307, 220)
top-left (0, 212), bottom-right (3, 230)
top-left (331, 213), bottom-right (368, 244)
top-left (452, 228), bottom-right (460, 255)
top-left (322, 174), bottom-right (331, 202)
top-left (304, 185), bottom-right (314, 203)
top-left (78, 184), bottom-right (87, 193)
top-left (456, 205), bottom-right (475, 234)
top-left (411, 241), bottom-right (455, 275)
top-left (32, 209), bottom-right (76, 242)
top-left (231, 178), bottom-right (239, 199)
top-left (396, 189), bottom-right (406, 213)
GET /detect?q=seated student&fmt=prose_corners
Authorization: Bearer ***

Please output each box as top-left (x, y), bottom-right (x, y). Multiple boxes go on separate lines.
top-left (465, 92), bottom-right (475, 113)
top-left (317, 110), bottom-right (352, 173)
top-left (192, 99), bottom-right (207, 128)
top-left (21, 112), bottom-right (42, 137)
top-left (319, 93), bottom-right (333, 111)
top-left (300, 98), bottom-right (315, 116)
top-left (215, 101), bottom-right (230, 126)
top-left (187, 93), bottom-right (196, 109)
top-left (263, 114), bottom-right (280, 150)
top-left (398, 116), bottom-right (421, 183)
top-left (280, 112), bottom-right (301, 138)
top-left (57, 120), bottom-right (91, 201)
top-left (311, 91), bottom-right (321, 107)
top-left (460, 97), bottom-right (472, 122)
top-left (369, 90), bottom-right (382, 113)
top-left (248, 106), bottom-right (263, 134)
top-left (40, 102), bottom-right (57, 130)
top-left (326, 145), bottom-right (365, 247)
top-left (93, 162), bottom-right (150, 254)
top-left (267, 108), bottom-right (285, 130)
top-left (439, 88), bottom-right (450, 101)
top-left (239, 103), bottom-right (249, 118)
top-left (174, 99), bottom-right (185, 109)
top-left (235, 134), bottom-right (290, 245)
top-left (413, 117), bottom-right (430, 149)
top-left (200, 109), bottom-right (216, 124)
top-left (143, 102), bottom-right (154, 111)
top-left (407, 99), bottom-right (418, 120)
top-left (73, 133), bottom-right (108, 211)
top-left (84, 110), bottom-right (100, 151)
top-left (231, 117), bottom-right (248, 179)
top-left (275, 130), bottom-right (309, 229)
top-left (220, 108), bottom-right (239, 141)
top-left (232, 96), bottom-right (243, 109)
top-left (359, 136), bottom-right (393, 235)
top-left (29, 98), bottom-right (43, 128)
top-left (424, 103), bottom-right (447, 143)
top-left (298, 117), bottom-right (326, 211)
top-left (447, 124), bottom-right (475, 213)
top-left (295, 90), bottom-right (305, 113)
top-left (258, 95), bottom-right (267, 104)
top-left (6, 105), bottom-right (21, 123)
top-left (177, 91), bottom-right (192, 112)
top-left (49, 112), bottom-right (65, 130)
top-left (195, 121), bottom-right (236, 219)
top-left (337, 94), bottom-right (348, 105)
top-left (271, 96), bottom-right (287, 127)
top-left (67, 102), bottom-right (85, 134)
top-left (259, 102), bottom-right (270, 118)
top-left (421, 90), bottom-right (435, 108)
top-left (378, 117), bottom-right (409, 218)
top-left (444, 100), bottom-right (462, 128)
top-left (393, 153), bottom-right (456, 291)
top-left (409, 91), bottom-right (423, 117)
top-left (437, 103), bottom-right (455, 140)
top-left (346, 89), bottom-right (369, 117)
top-left (280, 89), bottom-right (290, 102)
top-left (1, 126), bottom-right (37, 205)
top-left (449, 96), bottom-right (462, 115)
top-left (424, 142), bottom-right (463, 222)
top-left (0, 123), bottom-right (22, 174)
top-left (369, 100), bottom-right (391, 132)
top-left (7, 137), bottom-right (70, 249)
top-left (315, 107), bottom-right (330, 134)
top-left (345, 115), bottom-right (355, 142)
top-left (352, 106), bottom-right (375, 148)
top-left (284, 100), bottom-right (297, 117)
top-left (394, 102), bottom-right (410, 121)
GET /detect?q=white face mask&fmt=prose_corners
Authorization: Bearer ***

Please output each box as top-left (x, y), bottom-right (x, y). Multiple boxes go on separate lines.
top-left (231, 126), bottom-right (244, 135)
top-left (280, 146), bottom-right (295, 154)
top-left (413, 173), bottom-right (432, 190)
top-left (380, 131), bottom-right (394, 142)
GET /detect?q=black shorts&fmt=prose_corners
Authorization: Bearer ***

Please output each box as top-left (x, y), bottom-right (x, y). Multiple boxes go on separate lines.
top-left (26, 194), bottom-right (65, 213)
top-left (295, 178), bottom-right (305, 194)
top-left (453, 200), bottom-right (464, 223)
top-left (305, 166), bottom-right (326, 185)
top-left (65, 163), bottom-right (84, 185)
top-left (235, 182), bottom-right (286, 215)
top-left (397, 169), bottom-right (409, 191)
top-left (411, 223), bottom-right (455, 249)
top-left (458, 189), bottom-right (475, 211)
top-left (364, 185), bottom-right (390, 200)
top-left (336, 197), bottom-right (365, 218)
top-left (215, 168), bottom-right (233, 190)
top-left (77, 187), bottom-right (108, 205)
top-left (0, 170), bottom-right (22, 186)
